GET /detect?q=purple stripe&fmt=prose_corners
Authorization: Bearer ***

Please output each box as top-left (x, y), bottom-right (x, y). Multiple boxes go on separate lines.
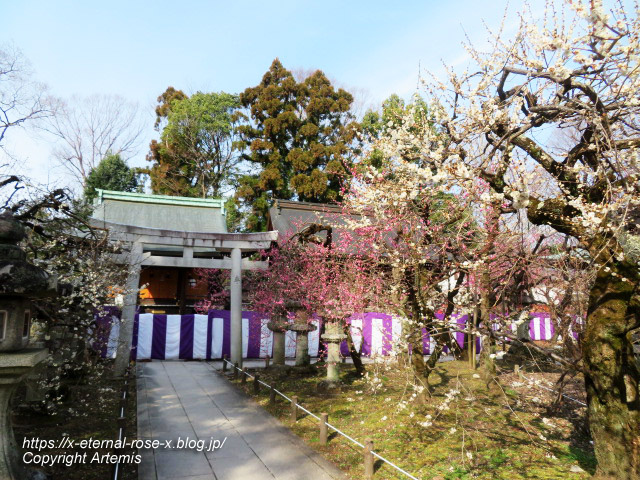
top-left (529, 314), bottom-right (537, 339)
top-left (456, 314), bottom-right (468, 349)
top-left (131, 313), bottom-right (139, 361)
top-left (93, 306), bottom-right (120, 358)
top-left (206, 311), bottom-right (213, 360)
top-left (97, 317), bottom-right (110, 357)
top-left (539, 314), bottom-right (547, 340)
top-left (180, 315), bottom-right (194, 359)
top-left (151, 315), bottom-right (167, 360)
top-left (340, 316), bottom-right (353, 356)
top-left (361, 314), bottom-right (373, 356)
top-left (246, 312), bottom-right (262, 358)
top-left (222, 313), bottom-right (231, 358)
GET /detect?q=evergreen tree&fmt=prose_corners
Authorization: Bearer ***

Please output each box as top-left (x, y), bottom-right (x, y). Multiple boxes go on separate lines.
top-left (84, 153), bottom-right (138, 202)
top-left (146, 88), bottom-right (241, 199)
top-left (235, 59), bottom-right (360, 231)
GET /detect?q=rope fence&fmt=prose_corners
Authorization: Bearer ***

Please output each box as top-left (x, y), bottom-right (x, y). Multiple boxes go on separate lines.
top-left (221, 357), bottom-right (421, 480)
top-left (111, 365), bottom-right (133, 480)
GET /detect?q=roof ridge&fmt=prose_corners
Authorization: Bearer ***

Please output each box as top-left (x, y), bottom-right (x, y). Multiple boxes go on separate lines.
top-left (96, 189), bottom-right (225, 208)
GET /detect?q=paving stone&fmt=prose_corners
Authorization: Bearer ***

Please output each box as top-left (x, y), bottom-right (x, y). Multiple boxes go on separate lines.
top-left (138, 361), bottom-right (346, 480)
top-left (209, 455), bottom-right (275, 480)
top-left (153, 450), bottom-right (212, 480)
top-left (138, 450), bottom-right (157, 480)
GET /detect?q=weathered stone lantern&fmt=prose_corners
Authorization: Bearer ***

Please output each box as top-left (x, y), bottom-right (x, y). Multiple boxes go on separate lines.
top-left (266, 312), bottom-right (289, 366)
top-left (0, 213), bottom-right (51, 351)
top-left (288, 306), bottom-right (317, 367)
top-left (0, 212), bottom-right (56, 479)
top-left (321, 322), bottom-right (347, 383)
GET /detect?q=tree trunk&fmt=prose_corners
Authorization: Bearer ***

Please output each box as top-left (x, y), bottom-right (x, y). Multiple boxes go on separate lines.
top-left (344, 324), bottom-right (365, 376)
top-left (424, 333), bottom-right (445, 379)
top-left (478, 203), bottom-right (499, 383)
top-left (583, 265), bottom-right (640, 479)
top-left (479, 264), bottom-right (497, 383)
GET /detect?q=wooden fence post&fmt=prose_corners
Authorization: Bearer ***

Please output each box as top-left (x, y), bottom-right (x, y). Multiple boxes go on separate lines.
top-left (291, 395), bottom-right (298, 422)
top-left (233, 362), bottom-right (239, 379)
top-left (241, 367), bottom-right (247, 385)
top-left (319, 413), bottom-right (328, 445)
top-left (222, 354), bottom-right (228, 372)
top-left (265, 355), bottom-right (270, 369)
top-left (270, 385), bottom-right (276, 405)
top-left (254, 374), bottom-right (260, 394)
top-left (117, 416), bottom-right (126, 430)
top-left (364, 439), bottom-right (374, 479)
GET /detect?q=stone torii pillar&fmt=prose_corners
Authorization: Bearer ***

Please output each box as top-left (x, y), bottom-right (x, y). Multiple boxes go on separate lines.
top-left (114, 242), bottom-right (142, 376)
top-left (96, 222), bottom-right (276, 373)
top-left (230, 247), bottom-right (243, 367)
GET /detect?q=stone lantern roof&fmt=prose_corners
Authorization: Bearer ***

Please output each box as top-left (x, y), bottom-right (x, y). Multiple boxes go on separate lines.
top-left (0, 211), bottom-right (51, 296)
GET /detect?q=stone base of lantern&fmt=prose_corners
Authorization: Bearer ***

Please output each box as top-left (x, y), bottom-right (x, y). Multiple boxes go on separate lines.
top-left (288, 323), bottom-right (317, 367)
top-left (321, 330), bottom-right (347, 384)
top-left (267, 319), bottom-right (289, 366)
top-left (0, 348), bottom-right (48, 480)
top-left (316, 379), bottom-right (342, 395)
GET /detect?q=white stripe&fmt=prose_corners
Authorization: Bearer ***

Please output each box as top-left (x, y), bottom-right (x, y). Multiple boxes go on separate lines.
top-left (210, 317), bottom-right (224, 359)
top-left (259, 318), bottom-right (273, 358)
top-left (285, 330), bottom-right (297, 357)
top-left (391, 318), bottom-right (402, 356)
top-left (192, 314), bottom-right (208, 359)
top-left (371, 318), bottom-right (384, 356)
top-left (544, 317), bottom-right (552, 340)
top-left (350, 318), bottom-right (363, 353)
top-left (106, 315), bottom-right (120, 359)
top-left (165, 315), bottom-right (181, 360)
top-left (136, 314), bottom-right (153, 359)
top-left (308, 319), bottom-right (320, 357)
top-left (242, 317), bottom-right (249, 358)
top-left (533, 317), bottom-right (542, 340)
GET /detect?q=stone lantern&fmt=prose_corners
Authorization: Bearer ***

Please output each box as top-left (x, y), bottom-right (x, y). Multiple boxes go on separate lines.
top-left (0, 212), bottom-right (56, 479)
top-left (266, 312), bottom-right (289, 366)
top-left (287, 303), bottom-right (317, 367)
top-left (321, 322), bottom-right (346, 383)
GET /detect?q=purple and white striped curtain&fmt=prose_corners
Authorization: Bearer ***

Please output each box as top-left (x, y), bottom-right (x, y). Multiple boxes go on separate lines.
top-left (132, 310), bottom-right (323, 361)
top-left (92, 306), bottom-right (122, 359)
top-left (97, 309), bottom-right (579, 360)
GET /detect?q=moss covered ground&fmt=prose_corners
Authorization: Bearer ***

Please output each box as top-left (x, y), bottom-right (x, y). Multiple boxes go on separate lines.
top-left (230, 359), bottom-right (594, 480)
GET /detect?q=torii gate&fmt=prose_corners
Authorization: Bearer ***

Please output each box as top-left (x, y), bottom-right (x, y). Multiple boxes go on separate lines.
top-left (92, 220), bottom-right (277, 375)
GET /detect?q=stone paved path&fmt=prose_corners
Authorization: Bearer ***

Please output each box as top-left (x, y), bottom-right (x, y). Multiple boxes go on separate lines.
top-left (137, 361), bottom-right (347, 480)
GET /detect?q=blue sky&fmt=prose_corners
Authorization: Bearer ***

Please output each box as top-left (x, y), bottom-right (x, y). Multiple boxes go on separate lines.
top-left (2, 0), bottom-right (546, 190)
